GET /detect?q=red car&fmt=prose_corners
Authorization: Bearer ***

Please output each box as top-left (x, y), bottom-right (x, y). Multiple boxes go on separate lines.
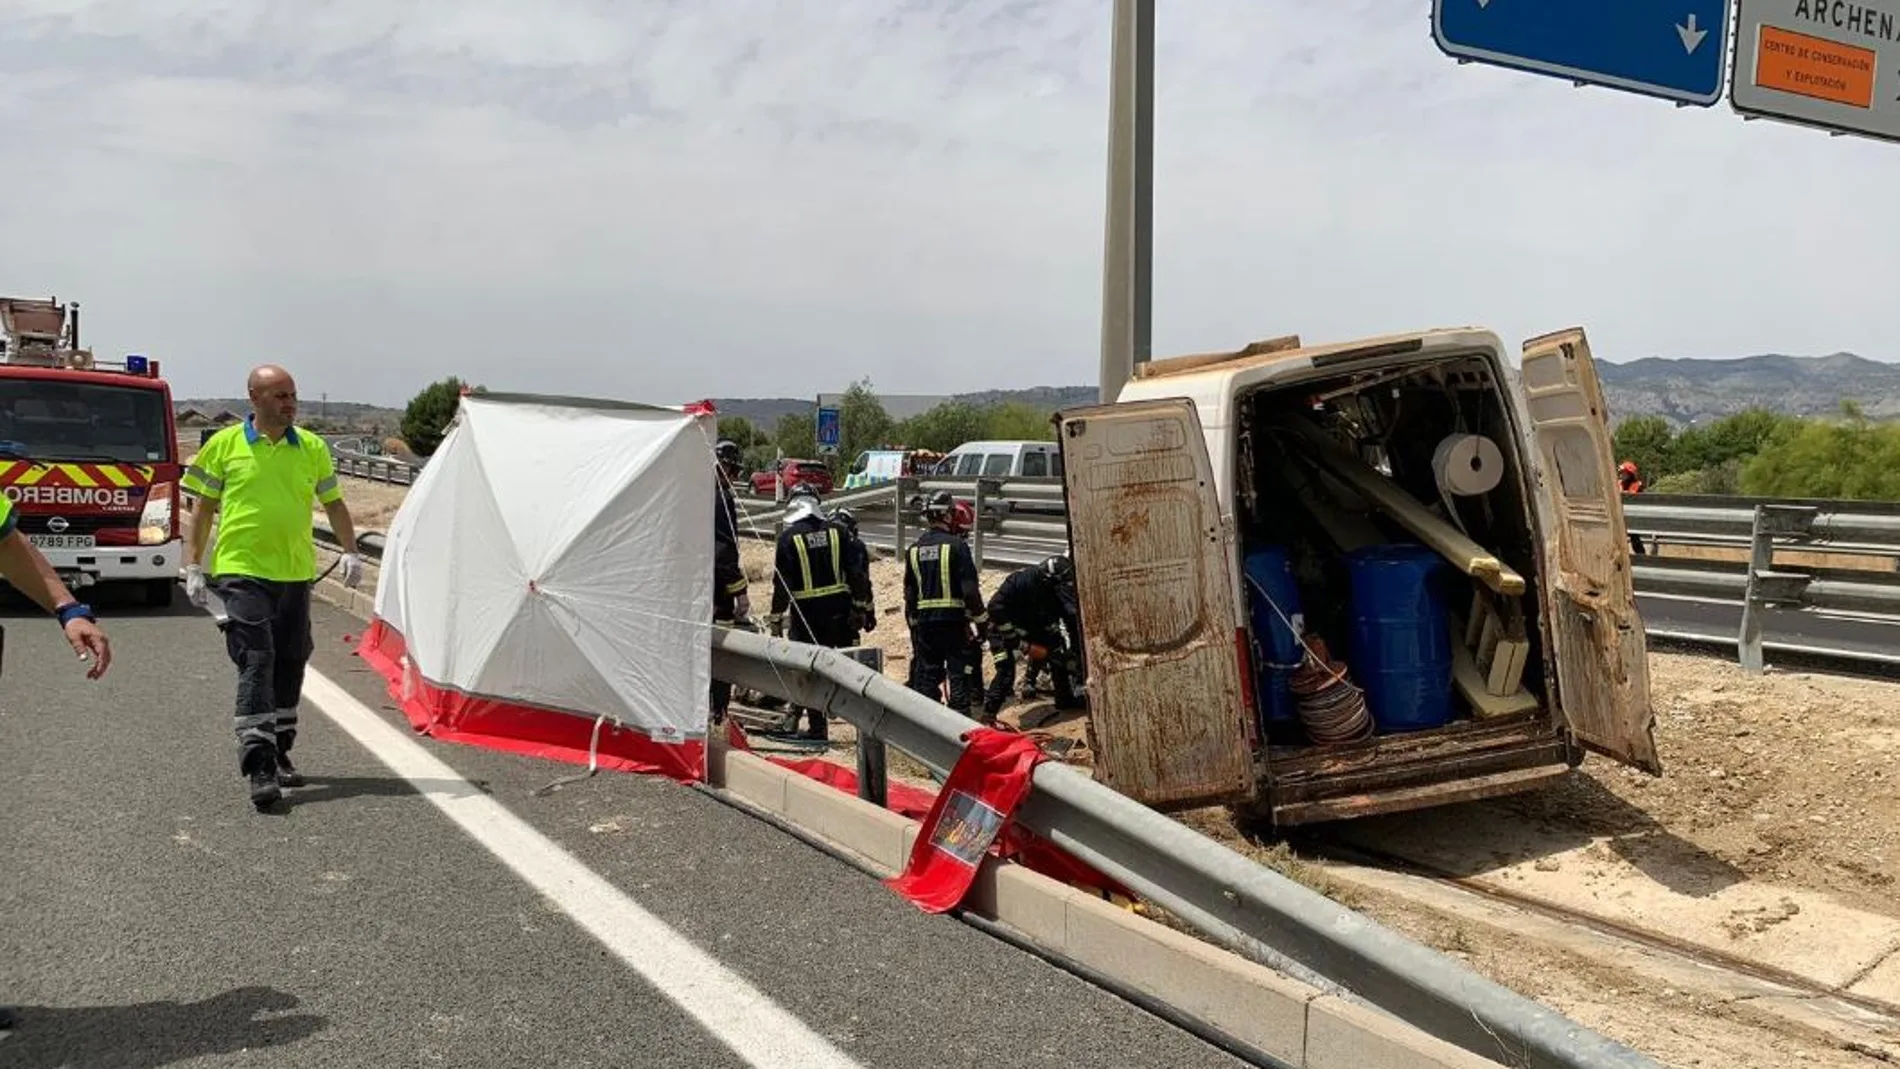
top-left (750, 458), bottom-right (834, 497)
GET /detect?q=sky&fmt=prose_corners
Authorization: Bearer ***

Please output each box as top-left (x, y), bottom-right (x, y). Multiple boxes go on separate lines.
top-left (2, 1), bottom-right (1897, 408)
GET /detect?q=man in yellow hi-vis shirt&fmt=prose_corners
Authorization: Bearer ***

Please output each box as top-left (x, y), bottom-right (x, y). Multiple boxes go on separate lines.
top-left (182, 364), bottom-right (360, 810)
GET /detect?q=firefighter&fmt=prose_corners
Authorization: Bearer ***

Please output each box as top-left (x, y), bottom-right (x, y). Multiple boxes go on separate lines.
top-left (183, 364), bottom-right (363, 811)
top-left (1618, 460), bottom-right (1647, 556)
top-left (768, 485), bottom-right (854, 740)
top-left (982, 554), bottom-right (1085, 719)
top-left (904, 490), bottom-right (986, 720)
top-left (711, 439), bottom-right (750, 724)
top-left (830, 507), bottom-right (876, 646)
top-left (0, 487), bottom-right (114, 1033)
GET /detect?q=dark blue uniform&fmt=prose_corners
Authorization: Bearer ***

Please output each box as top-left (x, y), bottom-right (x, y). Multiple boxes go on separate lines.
top-left (903, 528), bottom-right (985, 718)
top-left (981, 566), bottom-right (1083, 715)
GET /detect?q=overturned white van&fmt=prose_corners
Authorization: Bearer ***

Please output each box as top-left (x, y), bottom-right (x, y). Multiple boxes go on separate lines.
top-left (1054, 326), bottom-right (1657, 826)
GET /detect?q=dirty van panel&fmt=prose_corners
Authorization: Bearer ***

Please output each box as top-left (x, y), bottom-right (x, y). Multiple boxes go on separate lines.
top-left (1518, 328), bottom-right (1661, 775)
top-left (1057, 399), bottom-right (1256, 810)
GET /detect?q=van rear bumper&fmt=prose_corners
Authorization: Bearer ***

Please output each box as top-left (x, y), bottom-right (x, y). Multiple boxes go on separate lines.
top-left (1259, 720), bottom-right (1577, 826)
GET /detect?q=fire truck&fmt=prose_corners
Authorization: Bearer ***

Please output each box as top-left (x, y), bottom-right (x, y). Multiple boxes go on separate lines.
top-left (0, 296), bottom-right (182, 606)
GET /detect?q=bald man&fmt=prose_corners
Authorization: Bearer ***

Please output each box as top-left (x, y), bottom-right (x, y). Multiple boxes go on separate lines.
top-left (182, 365), bottom-right (362, 810)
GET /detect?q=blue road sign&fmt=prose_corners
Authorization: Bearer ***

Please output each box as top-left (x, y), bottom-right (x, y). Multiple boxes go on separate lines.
top-left (1433, 0), bottom-right (1730, 107)
top-left (816, 406), bottom-right (841, 451)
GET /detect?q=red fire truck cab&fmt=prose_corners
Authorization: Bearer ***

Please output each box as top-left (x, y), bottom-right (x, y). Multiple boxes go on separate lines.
top-left (0, 331), bottom-right (182, 607)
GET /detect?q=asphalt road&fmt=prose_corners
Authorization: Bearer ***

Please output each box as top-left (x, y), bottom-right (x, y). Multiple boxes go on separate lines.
top-left (1638, 592), bottom-right (1900, 667)
top-left (0, 588), bottom-right (1247, 1069)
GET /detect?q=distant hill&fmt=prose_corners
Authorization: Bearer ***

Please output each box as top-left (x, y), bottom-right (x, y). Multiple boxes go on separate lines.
top-left (1594, 353), bottom-right (1900, 426)
top-left (192, 353), bottom-right (1898, 439)
top-left (177, 398), bottom-right (404, 427)
top-left (716, 356), bottom-right (1900, 432)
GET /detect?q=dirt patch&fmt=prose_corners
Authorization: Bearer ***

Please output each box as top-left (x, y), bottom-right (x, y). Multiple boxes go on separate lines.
top-left (1457, 654), bottom-right (1900, 917)
top-left (1314, 875), bottom-right (1890, 1069)
top-left (1657, 542), bottom-right (1899, 573)
top-left (330, 476), bottom-right (411, 530)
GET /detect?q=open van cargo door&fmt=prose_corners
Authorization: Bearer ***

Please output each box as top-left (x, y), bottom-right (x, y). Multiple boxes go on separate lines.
top-left (1517, 328), bottom-right (1661, 775)
top-left (1056, 398), bottom-right (1257, 810)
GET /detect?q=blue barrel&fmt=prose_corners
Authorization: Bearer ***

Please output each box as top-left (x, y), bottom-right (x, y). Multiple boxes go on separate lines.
top-left (1242, 545), bottom-right (1305, 729)
top-left (1346, 544), bottom-right (1453, 733)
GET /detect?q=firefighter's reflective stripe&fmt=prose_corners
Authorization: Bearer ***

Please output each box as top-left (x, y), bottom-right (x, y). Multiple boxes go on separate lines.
top-left (910, 543), bottom-right (960, 609)
top-left (725, 576), bottom-right (750, 596)
top-left (314, 475), bottom-right (340, 499)
top-left (791, 531), bottom-right (849, 599)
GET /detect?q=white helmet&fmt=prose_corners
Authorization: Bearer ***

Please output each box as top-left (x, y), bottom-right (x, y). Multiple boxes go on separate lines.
top-left (784, 484), bottom-right (823, 526)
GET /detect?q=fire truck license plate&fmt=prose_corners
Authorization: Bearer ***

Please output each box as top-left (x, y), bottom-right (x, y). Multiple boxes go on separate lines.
top-left (28, 535), bottom-right (96, 549)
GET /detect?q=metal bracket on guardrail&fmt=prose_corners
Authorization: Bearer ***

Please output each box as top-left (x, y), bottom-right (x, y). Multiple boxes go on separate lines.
top-left (1738, 505), bottom-right (1820, 673)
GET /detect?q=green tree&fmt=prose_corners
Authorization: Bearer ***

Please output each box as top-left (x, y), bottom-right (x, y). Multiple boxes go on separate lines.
top-left (401, 376), bottom-right (472, 456)
top-left (982, 402), bottom-right (1055, 441)
top-left (1741, 411), bottom-right (1900, 501)
top-left (774, 411), bottom-right (816, 459)
top-left (1611, 416), bottom-right (1674, 481)
top-left (837, 379), bottom-right (895, 467)
top-left (716, 416), bottom-right (758, 451)
top-left (1670, 408), bottom-right (1789, 474)
top-left (898, 402), bottom-right (988, 453)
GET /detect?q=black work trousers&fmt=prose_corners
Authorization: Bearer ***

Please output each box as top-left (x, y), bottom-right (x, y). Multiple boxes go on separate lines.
top-left (908, 619), bottom-right (981, 717)
top-left (786, 597), bottom-right (856, 736)
top-left (983, 625), bottom-right (1077, 715)
top-left (212, 576), bottom-right (313, 773)
top-left (711, 588), bottom-right (739, 724)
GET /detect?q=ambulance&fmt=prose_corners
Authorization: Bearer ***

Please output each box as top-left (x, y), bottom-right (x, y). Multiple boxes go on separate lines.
top-left (0, 297), bottom-right (182, 606)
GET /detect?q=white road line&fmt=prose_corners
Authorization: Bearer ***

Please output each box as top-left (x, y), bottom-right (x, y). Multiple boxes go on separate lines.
top-left (301, 668), bottom-right (864, 1069)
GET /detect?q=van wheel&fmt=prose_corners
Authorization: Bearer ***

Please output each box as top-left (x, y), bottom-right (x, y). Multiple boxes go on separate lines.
top-left (146, 578), bottom-right (175, 608)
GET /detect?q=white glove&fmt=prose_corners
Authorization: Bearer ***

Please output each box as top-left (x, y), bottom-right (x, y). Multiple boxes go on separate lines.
top-left (184, 564), bottom-right (207, 606)
top-left (340, 552), bottom-right (364, 589)
top-left (734, 591), bottom-right (752, 619)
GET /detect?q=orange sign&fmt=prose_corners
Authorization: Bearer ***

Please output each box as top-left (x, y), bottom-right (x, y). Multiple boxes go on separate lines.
top-left (1754, 24), bottom-right (1877, 108)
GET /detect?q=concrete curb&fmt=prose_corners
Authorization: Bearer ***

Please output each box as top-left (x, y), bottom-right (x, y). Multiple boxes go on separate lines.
top-left (311, 576), bottom-right (1507, 1069)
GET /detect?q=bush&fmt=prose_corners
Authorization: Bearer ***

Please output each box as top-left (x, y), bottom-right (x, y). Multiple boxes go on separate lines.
top-left (400, 377), bottom-right (472, 456)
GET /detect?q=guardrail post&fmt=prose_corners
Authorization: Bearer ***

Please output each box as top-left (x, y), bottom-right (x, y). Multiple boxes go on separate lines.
top-left (972, 479), bottom-right (987, 568)
top-left (1736, 504), bottom-right (1819, 674)
top-left (856, 732), bottom-right (888, 807)
top-left (892, 479), bottom-right (907, 555)
top-left (1738, 506), bottom-right (1773, 674)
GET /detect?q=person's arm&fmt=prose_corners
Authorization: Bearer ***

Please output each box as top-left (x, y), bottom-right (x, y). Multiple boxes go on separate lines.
top-left (321, 497), bottom-right (357, 556)
top-left (0, 522), bottom-right (112, 678)
top-left (769, 533), bottom-right (794, 618)
top-left (313, 441), bottom-right (356, 551)
top-left (180, 434), bottom-right (225, 569)
top-left (0, 528), bottom-right (78, 614)
top-left (955, 542), bottom-right (986, 622)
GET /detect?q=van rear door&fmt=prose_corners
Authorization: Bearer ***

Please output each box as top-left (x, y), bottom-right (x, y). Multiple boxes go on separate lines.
top-left (1517, 328), bottom-right (1661, 775)
top-left (1056, 398), bottom-right (1257, 809)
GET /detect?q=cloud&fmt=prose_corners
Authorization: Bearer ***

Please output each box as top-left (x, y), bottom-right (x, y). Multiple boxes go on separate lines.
top-left (1, 0), bottom-right (1897, 407)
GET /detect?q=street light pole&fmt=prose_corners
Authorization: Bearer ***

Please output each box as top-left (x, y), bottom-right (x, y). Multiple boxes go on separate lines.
top-left (1098, 0), bottom-right (1155, 404)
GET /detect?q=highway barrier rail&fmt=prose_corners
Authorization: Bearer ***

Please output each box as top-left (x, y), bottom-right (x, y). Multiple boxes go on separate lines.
top-left (731, 482), bottom-right (1900, 670)
top-left (316, 518), bottom-right (1657, 1069)
top-left (326, 455), bottom-right (1900, 667)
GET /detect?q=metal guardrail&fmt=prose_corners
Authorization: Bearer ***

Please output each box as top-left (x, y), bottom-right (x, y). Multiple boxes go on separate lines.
top-left (333, 449), bottom-right (421, 486)
top-left (331, 464), bottom-right (1900, 666)
top-left (710, 629), bottom-right (1652, 1069)
top-left (325, 519), bottom-right (1654, 1067)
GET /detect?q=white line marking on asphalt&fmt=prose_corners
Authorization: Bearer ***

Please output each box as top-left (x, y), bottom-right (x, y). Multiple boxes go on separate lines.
top-left (301, 668), bottom-right (864, 1069)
